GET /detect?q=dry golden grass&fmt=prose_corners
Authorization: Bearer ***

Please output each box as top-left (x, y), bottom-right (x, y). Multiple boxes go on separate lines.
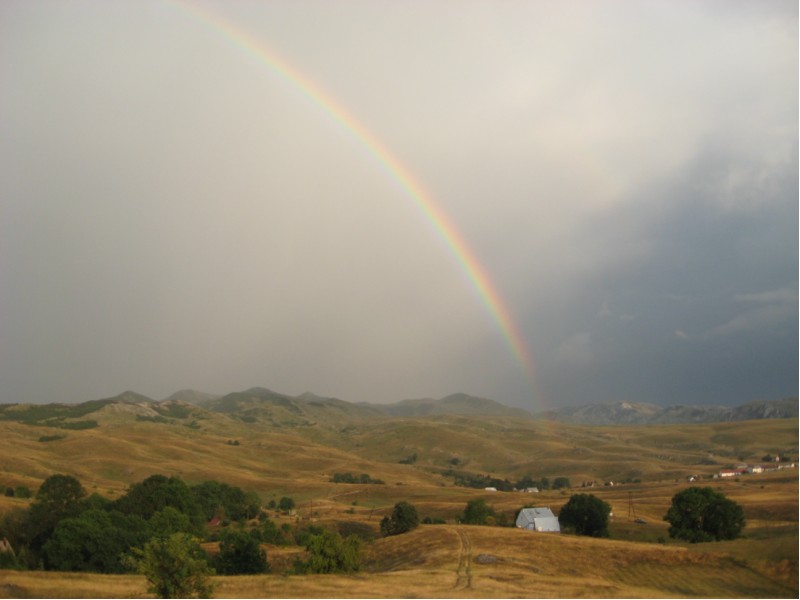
top-left (2, 525), bottom-right (796, 598)
top-left (0, 410), bottom-right (796, 598)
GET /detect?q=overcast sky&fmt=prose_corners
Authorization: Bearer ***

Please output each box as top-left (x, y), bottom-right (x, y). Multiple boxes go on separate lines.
top-left (1, 1), bottom-right (797, 411)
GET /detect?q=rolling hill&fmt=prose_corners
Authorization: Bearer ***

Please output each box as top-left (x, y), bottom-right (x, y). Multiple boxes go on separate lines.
top-left (0, 386), bottom-right (796, 598)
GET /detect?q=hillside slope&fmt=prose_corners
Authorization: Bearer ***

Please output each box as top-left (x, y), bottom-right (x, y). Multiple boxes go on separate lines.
top-left (536, 397), bottom-right (798, 425)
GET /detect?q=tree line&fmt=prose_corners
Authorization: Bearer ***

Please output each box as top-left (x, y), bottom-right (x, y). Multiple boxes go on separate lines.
top-left (443, 471), bottom-right (571, 492)
top-left (0, 473), bottom-right (745, 598)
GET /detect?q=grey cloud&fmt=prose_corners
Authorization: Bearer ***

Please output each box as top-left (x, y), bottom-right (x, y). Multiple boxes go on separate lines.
top-left (0, 1), bottom-right (796, 409)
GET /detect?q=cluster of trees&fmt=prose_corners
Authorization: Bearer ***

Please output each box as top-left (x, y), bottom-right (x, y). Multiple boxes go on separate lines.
top-left (329, 472), bottom-right (385, 485)
top-left (0, 473), bottom-right (371, 597)
top-left (0, 471), bottom-right (747, 599)
top-left (0, 474), bottom-right (269, 573)
top-left (444, 472), bottom-right (571, 492)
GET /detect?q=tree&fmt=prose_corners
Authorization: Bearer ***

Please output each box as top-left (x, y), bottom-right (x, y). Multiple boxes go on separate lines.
top-left (42, 509), bottom-right (150, 573)
top-left (295, 530), bottom-right (361, 574)
top-left (380, 501), bottom-right (419, 536)
top-left (115, 475), bottom-right (204, 531)
top-left (664, 487), bottom-right (745, 543)
top-left (150, 507), bottom-right (193, 538)
top-left (214, 530), bottom-right (269, 575)
top-left (255, 518), bottom-right (287, 545)
top-left (35, 474), bottom-right (86, 511)
top-left (132, 533), bottom-right (214, 599)
top-left (277, 496), bottom-right (295, 512)
top-left (462, 499), bottom-right (494, 525)
top-left (553, 477), bottom-right (571, 490)
top-left (558, 494), bottom-right (611, 537)
top-left (191, 481), bottom-right (261, 522)
top-left (24, 474), bottom-right (87, 561)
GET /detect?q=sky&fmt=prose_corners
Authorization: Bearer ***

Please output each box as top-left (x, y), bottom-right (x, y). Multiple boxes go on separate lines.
top-left (1, 1), bottom-right (797, 411)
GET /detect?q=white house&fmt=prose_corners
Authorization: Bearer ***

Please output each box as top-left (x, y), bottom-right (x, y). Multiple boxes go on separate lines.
top-left (516, 507), bottom-right (560, 533)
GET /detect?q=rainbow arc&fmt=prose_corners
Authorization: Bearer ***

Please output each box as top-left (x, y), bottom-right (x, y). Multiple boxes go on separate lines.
top-left (173, 1), bottom-right (539, 403)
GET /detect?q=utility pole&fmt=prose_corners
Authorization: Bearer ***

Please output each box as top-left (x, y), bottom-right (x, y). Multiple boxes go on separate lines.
top-left (627, 491), bottom-right (636, 520)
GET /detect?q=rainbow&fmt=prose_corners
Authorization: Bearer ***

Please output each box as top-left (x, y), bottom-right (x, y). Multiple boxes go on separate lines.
top-left (172, 1), bottom-right (539, 399)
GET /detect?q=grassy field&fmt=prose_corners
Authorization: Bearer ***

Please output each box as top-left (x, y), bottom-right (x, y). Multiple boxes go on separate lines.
top-left (0, 407), bottom-right (796, 598)
top-left (1, 522), bottom-right (796, 598)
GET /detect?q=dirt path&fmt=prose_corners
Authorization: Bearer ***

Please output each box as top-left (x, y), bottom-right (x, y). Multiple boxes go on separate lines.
top-left (454, 527), bottom-right (472, 590)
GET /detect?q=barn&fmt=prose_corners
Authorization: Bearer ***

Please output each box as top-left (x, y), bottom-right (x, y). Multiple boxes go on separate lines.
top-left (516, 507), bottom-right (560, 532)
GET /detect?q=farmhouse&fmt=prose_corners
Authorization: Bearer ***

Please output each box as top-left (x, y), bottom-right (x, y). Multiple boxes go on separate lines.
top-left (516, 507), bottom-right (560, 533)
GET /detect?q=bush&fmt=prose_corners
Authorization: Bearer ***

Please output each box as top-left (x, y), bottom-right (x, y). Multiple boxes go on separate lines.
top-left (132, 533), bottom-right (214, 599)
top-left (558, 494), bottom-right (611, 537)
top-left (295, 530), bottom-right (360, 574)
top-left (256, 518), bottom-right (288, 545)
top-left (14, 486), bottom-right (32, 499)
top-left (277, 496), bottom-right (295, 511)
top-left (380, 501), bottom-right (419, 536)
top-left (214, 530), bottom-right (269, 575)
top-left (664, 487), bottom-right (745, 543)
top-left (462, 499), bottom-right (494, 525)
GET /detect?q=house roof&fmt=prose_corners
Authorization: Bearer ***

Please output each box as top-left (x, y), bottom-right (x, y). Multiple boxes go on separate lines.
top-left (516, 507), bottom-right (559, 530)
top-left (519, 507), bottom-right (555, 519)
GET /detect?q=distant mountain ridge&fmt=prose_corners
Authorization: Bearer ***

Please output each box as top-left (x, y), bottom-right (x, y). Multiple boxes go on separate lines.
top-left (0, 387), bottom-right (795, 427)
top-left (367, 392), bottom-right (531, 418)
top-left (534, 397), bottom-right (798, 425)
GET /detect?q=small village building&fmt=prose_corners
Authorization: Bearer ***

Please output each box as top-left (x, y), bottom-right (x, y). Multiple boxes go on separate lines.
top-left (719, 468), bottom-right (746, 478)
top-left (516, 507), bottom-right (560, 533)
top-left (523, 487), bottom-right (540, 493)
top-left (747, 465), bottom-right (764, 474)
top-left (484, 487), bottom-right (497, 492)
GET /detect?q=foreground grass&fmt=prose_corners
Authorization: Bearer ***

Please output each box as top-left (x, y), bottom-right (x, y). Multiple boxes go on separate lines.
top-left (2, 525), bottom-right (796, 599)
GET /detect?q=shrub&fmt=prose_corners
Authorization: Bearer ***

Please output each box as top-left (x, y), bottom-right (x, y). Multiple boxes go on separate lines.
top-left (14, 486), bottom-right (32, 499)
top-left (380, 501), bottom-right (419, 536)
top-left (462, 499), bottom-right (494, 525)
top-left (132, 533), bottom-right (214, 599)
top-left (277, 496), bottom-right (295, 511)
top-left (294, 530), bottom-right (360, 574)
top-left (214, 529), bottom-right (269, 575)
